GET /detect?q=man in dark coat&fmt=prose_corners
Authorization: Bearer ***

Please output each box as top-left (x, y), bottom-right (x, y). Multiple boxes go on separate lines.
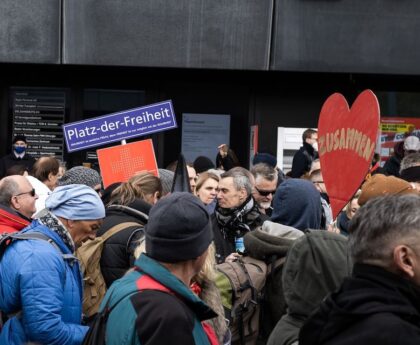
top-left (212, 168), bottom-right (267, 263)
top-left (0, 135), bottom-right (36, 178)
top-left (299, 194), bottom-right (420, 345)
top-left (290, 129), bottom-right (318, 178)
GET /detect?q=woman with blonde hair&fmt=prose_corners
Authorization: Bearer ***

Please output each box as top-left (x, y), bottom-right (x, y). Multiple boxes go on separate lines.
top-left (195, 172), bottom-right (219, 214)
top-left (97, 172), bottom-right (162, 288)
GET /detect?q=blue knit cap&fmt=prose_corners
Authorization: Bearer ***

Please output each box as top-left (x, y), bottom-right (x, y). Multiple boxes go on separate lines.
top-left (46, 184), bottom-right (105, 220)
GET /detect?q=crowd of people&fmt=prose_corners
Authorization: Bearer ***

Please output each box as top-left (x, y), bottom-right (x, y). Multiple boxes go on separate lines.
top-left (0, 131), bottom-right (419, 345)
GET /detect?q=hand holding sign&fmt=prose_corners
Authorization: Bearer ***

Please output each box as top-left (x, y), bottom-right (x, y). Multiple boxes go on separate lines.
top-left (318, 90), bottom-right (380, 219)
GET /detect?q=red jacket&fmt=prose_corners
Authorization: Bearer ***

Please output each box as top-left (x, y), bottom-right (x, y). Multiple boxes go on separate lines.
top-left (0, 206), bottom-right (30, 234)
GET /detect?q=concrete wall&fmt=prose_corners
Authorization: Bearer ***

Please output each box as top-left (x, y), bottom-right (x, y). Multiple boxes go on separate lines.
top-left (63, 0), bottom-right (273, 70)
top-left (2, 0), bottom-right (420, 75)
top-left (271, 0), bottom-right (420, 75)
top-left (0, 0), bottom-right (60, 63)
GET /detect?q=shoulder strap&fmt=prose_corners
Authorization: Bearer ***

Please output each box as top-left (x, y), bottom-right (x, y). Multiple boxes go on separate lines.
top-left (1, 231), bottom-right (78, 264)
top-left (101, 222), bottom-right (141, 242)
top-left (10, 232), bottom-right (63, 254)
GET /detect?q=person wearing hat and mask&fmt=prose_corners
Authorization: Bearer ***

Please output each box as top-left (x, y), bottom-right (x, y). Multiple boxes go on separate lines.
top-left (101, 192), bottom-right (217, 345)
top-left (0, 135), bottom-right (36, 178)
top-left (0, 184), bottom-right (105, 345)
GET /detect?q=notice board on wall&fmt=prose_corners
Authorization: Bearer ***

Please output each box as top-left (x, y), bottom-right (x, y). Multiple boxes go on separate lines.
top-left (181, 113), bottom-right (230, 163)
top-left (11, 88), bottom-right (66, 160)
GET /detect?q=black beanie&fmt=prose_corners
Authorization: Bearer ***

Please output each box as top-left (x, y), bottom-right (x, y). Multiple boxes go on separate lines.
top-left (145, 192), bottom-right (213, 263)
top-left (193, 156), bottom-right (215, 174)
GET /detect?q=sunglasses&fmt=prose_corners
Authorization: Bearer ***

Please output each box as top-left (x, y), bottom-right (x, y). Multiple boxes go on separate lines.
top-left (255, 186), bottom-right (276, 197)
top-left (14, 188), bottom-right (36, 198)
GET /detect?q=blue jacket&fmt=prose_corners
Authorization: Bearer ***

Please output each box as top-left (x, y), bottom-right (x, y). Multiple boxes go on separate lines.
top-left (0, 220), bottom-right (88, 345)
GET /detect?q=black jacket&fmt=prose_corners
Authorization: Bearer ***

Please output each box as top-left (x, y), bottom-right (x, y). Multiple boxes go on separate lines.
top-left (97, 199), bottom-right (150, 288)
top-left (211, 204), bottom-right (267, 264)
top-left (290, 143), bottom-right (317, 178)
top-left (0, 152), bottom-right (36, 178)
top-left (299, 264), bottom-right (420, 345)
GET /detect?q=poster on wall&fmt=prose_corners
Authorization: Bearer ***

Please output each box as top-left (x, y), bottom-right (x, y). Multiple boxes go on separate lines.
top-left (11, 88), bottom-right (66, 160)
top-left (379, 117), bottom-right (420, 165)
top-left (181, 113), bottom-right (230, 163)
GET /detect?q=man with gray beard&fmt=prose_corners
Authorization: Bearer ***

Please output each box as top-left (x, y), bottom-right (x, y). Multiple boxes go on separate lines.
top-left (251, 163), bottom-right (278, 216)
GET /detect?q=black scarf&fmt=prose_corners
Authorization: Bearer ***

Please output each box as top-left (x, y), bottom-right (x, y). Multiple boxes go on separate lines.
top-left (215, 196), bottom-right (260, 242)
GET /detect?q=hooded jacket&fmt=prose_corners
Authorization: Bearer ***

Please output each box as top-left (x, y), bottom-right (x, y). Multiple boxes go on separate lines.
top-left (244, 220), bottom-right (304, 339)
top-left (267, 231), bottom-right (352, 345)
top-left (271, 179), bottom-right (322, 231)
top-left (299, 264), bottom-right (420, 345)
top-left (97, 199), bottom-right (150, 288)
top-left (0, 204), bottom-right (30, 234)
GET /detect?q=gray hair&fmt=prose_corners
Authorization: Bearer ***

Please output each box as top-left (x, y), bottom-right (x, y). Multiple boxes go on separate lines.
top-left (221, 168), bottom-right (253, 196)
top-left (251, 163), bottom-right (277, 182)
top-left (400, 152), bottom-right (420, 172)
top-left (0, 177), bottom-right (19, 206)
top-left (349, 195), bottom-right (420, 265)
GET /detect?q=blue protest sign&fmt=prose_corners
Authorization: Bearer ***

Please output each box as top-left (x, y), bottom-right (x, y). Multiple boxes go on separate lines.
top-left (63, 100), bottom-right (176, 152)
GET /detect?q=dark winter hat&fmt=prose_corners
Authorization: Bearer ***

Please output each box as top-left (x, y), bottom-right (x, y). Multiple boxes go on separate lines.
top-left (193, 156), bottom-right (215, 174)
top-left (58, 166), bottom-right (102, 189)
top-left (145, 192), bottom-right (213, 263)
top-left (12, 135), bottom-right (27, 144)
top-left (253, 153), bottom-right (277, 168)
top-left (158, 169), bottom-right (174, 196)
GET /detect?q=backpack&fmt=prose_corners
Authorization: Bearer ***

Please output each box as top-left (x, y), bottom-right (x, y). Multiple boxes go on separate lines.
top-left (82, 284), bottom-right (140, 345)
top-left (215, 256), bottom-right (268, 345)
top-left (0, 231), bottom-right (65, 331)
top-left (76, 222), bottom-right (141, 317)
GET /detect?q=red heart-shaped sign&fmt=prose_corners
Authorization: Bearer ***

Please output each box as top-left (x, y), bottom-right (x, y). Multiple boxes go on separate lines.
top-left (318, 90), bottom-right (380, 219)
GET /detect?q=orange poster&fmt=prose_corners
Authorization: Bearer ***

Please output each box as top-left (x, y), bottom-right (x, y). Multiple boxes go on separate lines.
top-left (97, 139), bottom-right (158, 187)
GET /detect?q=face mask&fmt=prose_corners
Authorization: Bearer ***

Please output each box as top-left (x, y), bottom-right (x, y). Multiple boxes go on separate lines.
top-left (14, 146), bottom-right (26, 154)
top-left (312, 142), bottom-right (318, 151)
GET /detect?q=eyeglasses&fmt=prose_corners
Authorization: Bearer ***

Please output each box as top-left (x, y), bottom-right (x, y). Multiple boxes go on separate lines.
top-left (255, 186), bottom-right (276, 197)
top-left (14, 188), bottom-right (36, 198)
top-left (14, 189), bottom-right (36, 197)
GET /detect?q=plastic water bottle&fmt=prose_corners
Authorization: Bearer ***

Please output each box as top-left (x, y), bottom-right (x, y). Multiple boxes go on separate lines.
top-left (235, 237), bottom-right (245, 254)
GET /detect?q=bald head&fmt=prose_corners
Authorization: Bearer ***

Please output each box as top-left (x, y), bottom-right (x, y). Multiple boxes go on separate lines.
top-left (0, 175), bottom-right (37, 218)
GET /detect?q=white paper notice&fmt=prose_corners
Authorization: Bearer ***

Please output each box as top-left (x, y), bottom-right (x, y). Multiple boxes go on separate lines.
top-left (181, 113), bottom-right (230, 163)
